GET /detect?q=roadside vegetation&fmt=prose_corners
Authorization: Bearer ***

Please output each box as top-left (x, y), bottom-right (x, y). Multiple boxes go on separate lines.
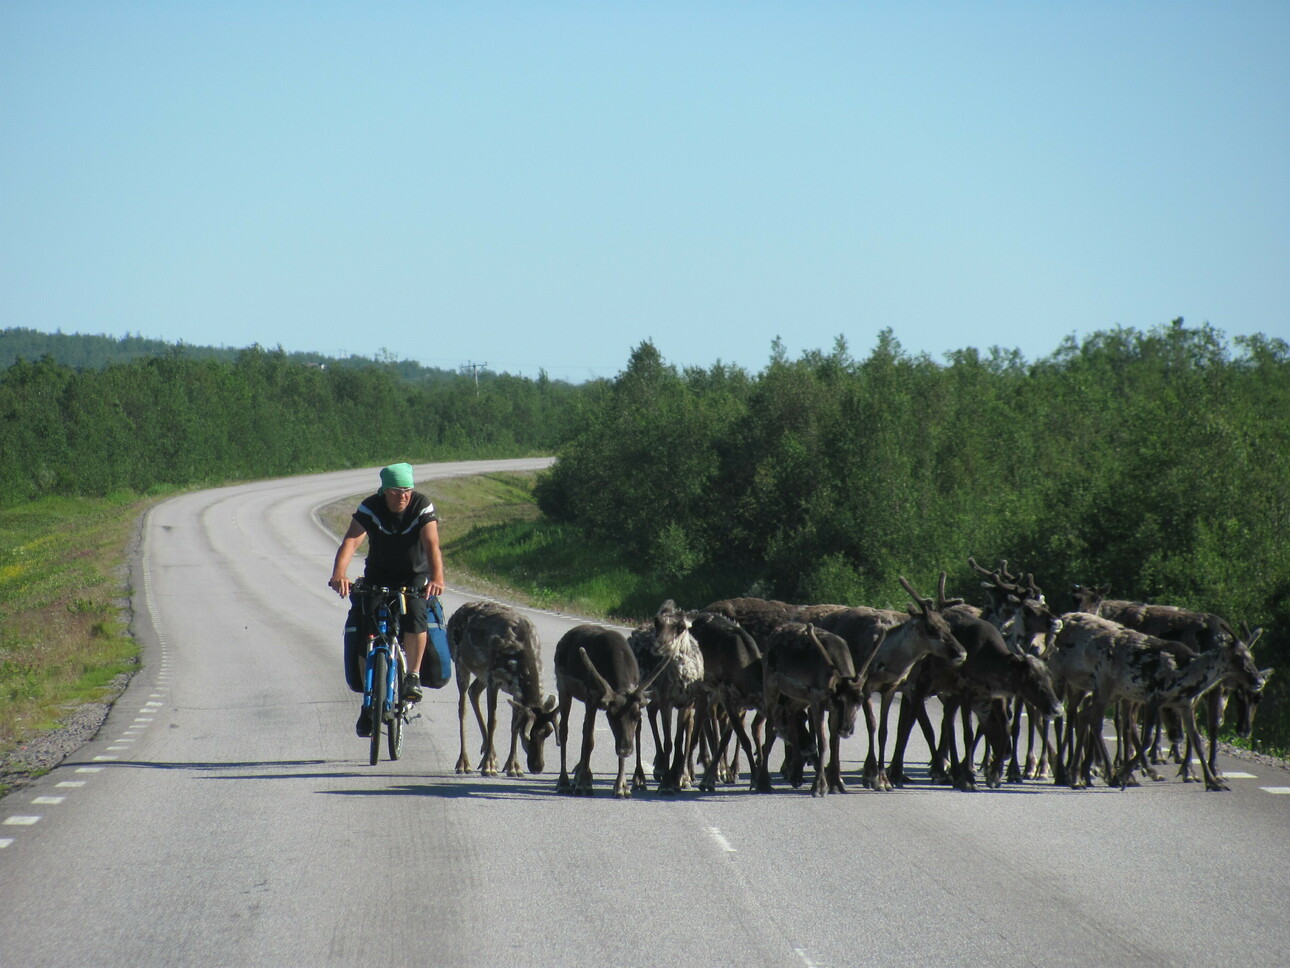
top-left (0, 492), bottom-right (157, 791)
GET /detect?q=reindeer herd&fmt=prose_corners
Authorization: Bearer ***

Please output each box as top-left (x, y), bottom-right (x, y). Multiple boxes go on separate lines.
top-left (443, 560), bottom-right (1273, 798)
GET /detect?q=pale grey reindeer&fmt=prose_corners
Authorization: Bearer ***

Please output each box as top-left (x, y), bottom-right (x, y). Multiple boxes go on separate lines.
top-left (1070, 584), bottom-right (1271, 782)
top-left (630, 600), bottom-right (705, 794)
top-left (1048, 612), bottom-right (1265, 791)
top-left (446, 600), bottom-right (558, 777)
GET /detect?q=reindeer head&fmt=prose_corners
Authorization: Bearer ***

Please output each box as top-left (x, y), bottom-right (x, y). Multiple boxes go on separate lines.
top-left (806, 624), bottom-right (864, 739)
top-left (1229, 669), bottom-right (1274, 738)
top-left (1071, 583), bottom-right (1110, 615)
top-left (1017, 654), bottom-right (1064, 719)
top-left (579, 646), bottom-right (673, 758)
top-left (901, 573), bottom-right (967, 666)
top-left (511, 694), bottom-right (559, 773)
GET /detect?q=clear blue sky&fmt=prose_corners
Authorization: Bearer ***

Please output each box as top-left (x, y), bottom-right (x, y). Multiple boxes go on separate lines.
top-left (3, 2), bottom-right (1287, 381)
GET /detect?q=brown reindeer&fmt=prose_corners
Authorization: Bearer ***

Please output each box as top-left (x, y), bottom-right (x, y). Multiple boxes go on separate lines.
top-left (758, 622), bottom-right (864, 796)
top-left (813, 574), bottom-right (967, 791)
top-left (553, 625), bottom-right (672, 797)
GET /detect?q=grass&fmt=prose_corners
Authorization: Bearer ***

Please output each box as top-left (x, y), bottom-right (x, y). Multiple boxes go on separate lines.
top-left (0, 492), bottom-right (158, 789)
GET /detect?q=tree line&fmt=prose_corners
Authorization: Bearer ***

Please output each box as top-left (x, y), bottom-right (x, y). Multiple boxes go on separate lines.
top-left (535, 321), bottom-right (1290, 750)
top-left (1, 326), bottom-right (481, 386)
top-left (0, 345), bottom-right (581, 505)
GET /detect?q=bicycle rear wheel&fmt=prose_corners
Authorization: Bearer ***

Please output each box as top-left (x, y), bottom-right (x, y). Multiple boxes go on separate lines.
top-left (369, 650), bottom-right (388, 766)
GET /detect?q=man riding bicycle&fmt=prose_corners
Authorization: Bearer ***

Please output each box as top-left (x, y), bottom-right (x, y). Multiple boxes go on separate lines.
top-left (328, 462), bottom-right (446, 737)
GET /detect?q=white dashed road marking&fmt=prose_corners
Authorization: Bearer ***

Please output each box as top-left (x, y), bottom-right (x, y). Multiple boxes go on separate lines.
top-left (1260, 787), bottom-right (1290, 794)
top-left (706, 826), bottom-right (737, 853)
top-left (3, 816), bottom-right (41, 826)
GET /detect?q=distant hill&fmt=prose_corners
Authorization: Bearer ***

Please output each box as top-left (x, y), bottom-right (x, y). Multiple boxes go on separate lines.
top-left (0, 326), bottom-right (467, 385)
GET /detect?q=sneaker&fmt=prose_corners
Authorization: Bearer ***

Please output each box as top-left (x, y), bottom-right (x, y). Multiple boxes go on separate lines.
top-left (402, 672), bottom-right (423, 703)
top-left (355, 709), bottom-right (372, 737)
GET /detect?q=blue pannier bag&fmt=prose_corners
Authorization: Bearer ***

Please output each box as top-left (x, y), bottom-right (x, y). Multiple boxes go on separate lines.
top-left (419, 597), bottom-right (453, 688)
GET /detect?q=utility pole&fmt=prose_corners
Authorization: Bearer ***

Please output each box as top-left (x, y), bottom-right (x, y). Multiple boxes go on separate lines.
top-left (459, 361), bottom-right (487, 394)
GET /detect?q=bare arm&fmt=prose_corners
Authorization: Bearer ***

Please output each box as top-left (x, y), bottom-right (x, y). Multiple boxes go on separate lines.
top-left (421, 520), bottom-right (445, 598)
top-left (328, 519), bottom-right (367, 598)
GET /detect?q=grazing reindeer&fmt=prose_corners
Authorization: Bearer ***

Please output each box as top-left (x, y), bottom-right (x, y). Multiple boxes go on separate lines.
top-left (814, 574), bottom-right (967, 791)
top-left (447, 600), bottom-right (558, 777)
top-left (553, 624), bottom-right (670, 798)
top-left (689, 610), bottom-right (765, 791)
top-left (629, 600), bottom-right (706, 794)
top-left (758, 622), bottom-right (865, 796)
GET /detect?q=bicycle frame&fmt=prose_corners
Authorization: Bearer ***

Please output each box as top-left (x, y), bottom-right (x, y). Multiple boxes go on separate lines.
top-left (362, 592), bottom-right (406, 715)
top-left (352, 580), bottom-right (422, 764)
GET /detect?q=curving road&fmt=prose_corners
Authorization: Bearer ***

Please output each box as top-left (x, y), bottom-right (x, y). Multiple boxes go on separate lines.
top-left (2, 460), bottom-right (1288, 968)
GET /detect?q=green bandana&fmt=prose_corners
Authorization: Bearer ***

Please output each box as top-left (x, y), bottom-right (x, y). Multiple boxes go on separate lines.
top-left (379, 463), bottom-right (415, 491)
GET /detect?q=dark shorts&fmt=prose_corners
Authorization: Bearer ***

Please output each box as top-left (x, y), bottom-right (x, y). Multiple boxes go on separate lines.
top-left (342, 593), bottom-right (431, 692)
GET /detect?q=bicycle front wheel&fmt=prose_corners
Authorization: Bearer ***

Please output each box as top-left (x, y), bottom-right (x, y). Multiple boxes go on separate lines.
top-left (369, 650), bottom-right (388, 766)
top-left (388, 699), bottom-right (404, 760)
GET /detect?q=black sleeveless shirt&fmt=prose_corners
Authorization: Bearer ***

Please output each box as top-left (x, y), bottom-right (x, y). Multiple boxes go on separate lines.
top-left (352, 490), bottom-right (438, 584)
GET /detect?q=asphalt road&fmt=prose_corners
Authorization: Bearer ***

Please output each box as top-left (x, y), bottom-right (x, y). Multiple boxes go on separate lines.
top-left (2, 460), bottom-right (1288, 968)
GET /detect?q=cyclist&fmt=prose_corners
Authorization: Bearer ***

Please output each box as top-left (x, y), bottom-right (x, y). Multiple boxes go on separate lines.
top-left (328, 462), bottom-right (446, 737)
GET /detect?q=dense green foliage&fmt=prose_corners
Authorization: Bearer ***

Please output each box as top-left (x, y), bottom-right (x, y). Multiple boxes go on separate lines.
top-left (536, 321), bottom-right (1290, 752)
top-left (0, 345), bottom-right (582, 505)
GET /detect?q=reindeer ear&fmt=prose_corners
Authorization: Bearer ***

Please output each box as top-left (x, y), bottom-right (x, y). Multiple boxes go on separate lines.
top-left (543, 694), bottom-right (558, 712)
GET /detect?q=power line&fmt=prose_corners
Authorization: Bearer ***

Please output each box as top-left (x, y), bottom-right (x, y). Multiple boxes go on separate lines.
top-left (459, 361), bottom-right (487, 393)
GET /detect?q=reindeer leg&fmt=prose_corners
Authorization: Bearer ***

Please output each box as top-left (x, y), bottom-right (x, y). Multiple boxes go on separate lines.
top-left (1007, 698), bottom-right (1024, 783)
top-left (613, 753), bottom-right (632, 798)
top-left (632, 714), bottom-right (648, 792)
top-left (810, 700), bottom-right (829, 797)
top-left (1205, 690), bottom-right (1226, 781)
top-left (480, 684), bottom-right (501, 776)
top-left (861, 697), bottom-right (879, 789)
top-left (467, 678), bottom-right (488, 758)
top-left (575, 702), bottom-right (597, 796)
top-left (958, 704), bottom-right (978, 792)
top-left (502, 702), bottom-right (525, 777)
top-left (649, 703), bottom-right (667, 785)
top-left (827, 703), bottom-right (849, 795)
top-left (455, 677), bottom-right (474, 774)
top-left (886, 693), bottom-right (914, 787)
top-left (754, 727), bottom-right (777, 793)
top-left (874, 691), bottom-right (895, 791)
top-left (1185, 705), bottom-right (1229, 792)
top-left (555, 690), bottom-right (573, 793)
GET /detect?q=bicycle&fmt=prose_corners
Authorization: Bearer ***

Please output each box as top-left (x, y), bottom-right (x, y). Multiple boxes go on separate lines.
top-left (351, 579), bottom-right (427, 765)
